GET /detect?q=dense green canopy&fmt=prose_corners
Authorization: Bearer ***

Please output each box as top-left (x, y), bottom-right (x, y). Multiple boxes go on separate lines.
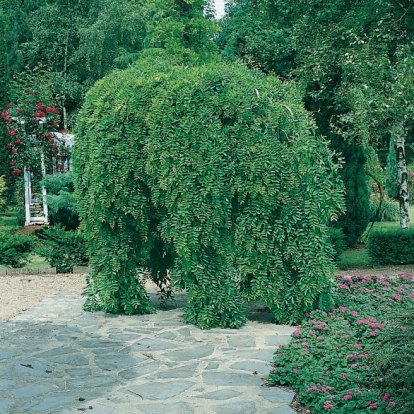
top-left (74, 52), bottom-right (344, 328)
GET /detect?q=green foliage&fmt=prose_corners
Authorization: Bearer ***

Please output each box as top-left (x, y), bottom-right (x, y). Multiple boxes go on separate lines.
top-left (334, 141), bottom-right (371, 247)
top-left (369, 195), bottom-right (399, 222)
top-left (0, 232), bottom-right (33, 267)
top-left (35, 225), bottom-right (88, 273)
top-left (143, 0), bottom-right (219, 63)
top-left (385, 138), bottom-right (399, 199)
top-left (328, 228), bottom-right (346, 263)
top-left (370, 307), bottom-right (414, 414)
top-left (217, 0), bottom-right (294, 77)
top-left (0, 175), bottom-right (6, 212)
top-left (368, 229), bottom-right (414, 265)
top-left (74, 52), bottom-right (345, 328)
top-left (41, 173), bottom-right (79, 230)
top-left (269, 274), bottom-right (414, 412)
top-left (3, 0), bottom-right (149, 129)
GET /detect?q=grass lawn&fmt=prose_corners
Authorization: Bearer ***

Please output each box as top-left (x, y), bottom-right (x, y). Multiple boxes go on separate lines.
top-left (0, 209), bottom-right (19, 232)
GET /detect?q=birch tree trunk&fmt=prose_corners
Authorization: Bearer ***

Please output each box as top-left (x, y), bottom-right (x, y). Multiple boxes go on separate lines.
top-left (394, 122), bottom-right (410, 229)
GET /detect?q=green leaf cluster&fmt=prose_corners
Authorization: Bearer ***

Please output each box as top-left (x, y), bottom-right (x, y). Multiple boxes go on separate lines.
top-left (41, 173), bottom-right (79, 230)
top-left (74, 53), bottom-right (345, 328)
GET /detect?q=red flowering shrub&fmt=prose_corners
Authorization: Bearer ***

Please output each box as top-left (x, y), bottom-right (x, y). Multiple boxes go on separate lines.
top-left (1, 102), bottom-right (70, 177)
top-left (269, 274), bottom-right (414, 413)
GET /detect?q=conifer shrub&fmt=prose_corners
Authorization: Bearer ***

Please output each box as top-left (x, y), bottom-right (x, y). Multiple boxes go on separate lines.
top-left (73, 52), bottom-right (344, 328)
top-left (385, 137), bottom-right (399, 199)
top-left (35, 225), bottom-right (88, 273)
top-left (333, 140), bottom-right (371, 247)
top-left (0, 232), bottom-right (33, 268)
top-left (328, 228), bottom-right (346, 262)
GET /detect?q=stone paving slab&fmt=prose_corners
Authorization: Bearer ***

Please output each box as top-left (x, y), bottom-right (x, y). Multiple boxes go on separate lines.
top-left (0, 291), bottom-right (296, 414)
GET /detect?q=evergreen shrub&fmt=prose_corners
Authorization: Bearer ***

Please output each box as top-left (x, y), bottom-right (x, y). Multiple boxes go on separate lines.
top-left (328, 228), bottom-right (346, 262)
top-left (368, 229), bottom-right (414, 265)
top-left (41, 173), bottom-right (79, 230)
top-left (0, 232), bottom-right (33, 267)
top-left (36, 225), bottom-right (88, 273)
top-left (333, 140), bottom-right (371, 247)
top-left (385, 137), bottom-right (399, 199)
top-left (73, 52), bottom-right (344, 328)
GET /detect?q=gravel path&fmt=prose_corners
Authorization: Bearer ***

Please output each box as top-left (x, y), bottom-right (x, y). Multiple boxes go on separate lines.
top-left (0, 274), bottom-right (86, 322)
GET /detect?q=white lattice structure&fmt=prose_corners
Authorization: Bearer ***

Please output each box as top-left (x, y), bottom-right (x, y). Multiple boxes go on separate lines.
top-left (23, 132), bottom-right (74, 226)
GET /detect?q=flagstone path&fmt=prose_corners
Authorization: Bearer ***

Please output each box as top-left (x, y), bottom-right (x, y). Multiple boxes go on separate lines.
top-left (0, 291), bottom-right (296, 414)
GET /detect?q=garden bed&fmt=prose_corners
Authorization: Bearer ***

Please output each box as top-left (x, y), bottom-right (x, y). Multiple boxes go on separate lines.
top-left (271, 271), bottom-right (414, 413)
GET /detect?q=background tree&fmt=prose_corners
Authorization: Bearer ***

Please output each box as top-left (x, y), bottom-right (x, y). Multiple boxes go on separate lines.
top-left (5, 0), bottom-right (148, 129)
top-left (218, 0), bottom-right (414, 235)
top-left (0, 1), bottom-right (22, 197)
top-left (141, 0), bottom-right (219, 62)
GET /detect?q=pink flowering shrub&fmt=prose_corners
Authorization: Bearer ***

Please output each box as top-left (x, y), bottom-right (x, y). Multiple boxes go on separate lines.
top-left (269, 274), bottom-right (414, 413)
top-left (370, 306), bottom-right (414, 414)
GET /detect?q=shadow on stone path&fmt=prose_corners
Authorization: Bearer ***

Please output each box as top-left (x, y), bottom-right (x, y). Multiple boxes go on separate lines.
top-left (0, 291), bottom-right (296, 414)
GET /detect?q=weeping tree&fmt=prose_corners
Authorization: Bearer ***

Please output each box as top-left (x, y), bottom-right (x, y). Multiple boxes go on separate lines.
top-left (73, 51), bottom-right (344, 329)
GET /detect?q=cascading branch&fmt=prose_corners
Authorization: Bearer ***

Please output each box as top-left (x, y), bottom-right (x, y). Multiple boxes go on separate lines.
top-left (73, 51), bottom-right (345, 328)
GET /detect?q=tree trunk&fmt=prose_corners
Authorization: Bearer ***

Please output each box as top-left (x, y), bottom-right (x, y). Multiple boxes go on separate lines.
top-left (394, 122), bottom-right (410, 229)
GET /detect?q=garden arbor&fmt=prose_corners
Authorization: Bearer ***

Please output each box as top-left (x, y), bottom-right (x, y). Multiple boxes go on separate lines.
top-left (1, 101), bottom-right (71, 226)
top-left (74, 54), bottom-right (344, 329)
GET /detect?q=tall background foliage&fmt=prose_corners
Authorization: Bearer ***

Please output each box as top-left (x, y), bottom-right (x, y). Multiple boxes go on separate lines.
top-left (218, 0), bottom-right (414, 239)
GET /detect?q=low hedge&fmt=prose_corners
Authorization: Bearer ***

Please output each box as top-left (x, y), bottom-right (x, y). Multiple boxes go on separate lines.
top-left (368, 228), bottom-right (414, 265)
